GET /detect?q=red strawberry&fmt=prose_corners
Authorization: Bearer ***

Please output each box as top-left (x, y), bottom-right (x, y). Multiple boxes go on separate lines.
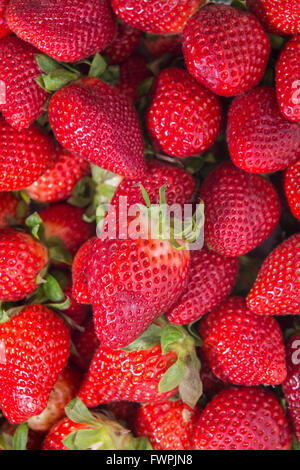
top-left (134, 400), bottom-right (200, 450)
top-left (193, 387), bottom-right (292, 450)
top-left (247, 233), bottom-right (300, 315)
top-left (166, 246), bottom-right (239, 325)
top-left (199, 296), bottom-right (287, 386)
top-left (62, 273), bottom-right (89, 327)
top-left (144, 34), bottom-right (182, 59)
top-left (198, 348), bottom-right (228, 397)
top-left (111, 0), bottom-right (205, 35)
top-left (0, 35), bottom-right (48, 130)
top-left (39, 203), bottom-right (96, 257)
top-left (72, 237), bottom-right (97, 305)
top-left (198, 162), bottom-right (281, 257)
top-left (26, 148), bottom-right (90, 203)
top-left (71, 317), bottom-right (100, 371)
top-left (27, 365), bottom-right (82, 433)
top-left (146, 67), bottom-right (223, 157)
top-left (282, 333), bottom-right (300, 441)
top-left (276, 36), bottom-right (300, 123)
top-left (227, 87), bottom-right (300, 173)
top-left (0, 192), bottom-right (22, 229)
top-left (104, 22), bottom-right (141, 64)
top-left (48, 77), bottom-right (146, 178)
top-left (6, 0), bottom-right (117, 62)
top-left (117, 54), bottom-right (151, 103)
top-left (284, 159), bottom-right (300, 220)
top-left (0, 304), bottom-right (70, 423)
top-left (246, 0), bottom-right (300, 35)
top-left (0, 115), bottom-right (57, 191)
top-left (182, 4), bottom-right (270, 97)
top-left (0, 0), bottom-right (9, 39)
top-left (0, 228), bottom-right (48, 301)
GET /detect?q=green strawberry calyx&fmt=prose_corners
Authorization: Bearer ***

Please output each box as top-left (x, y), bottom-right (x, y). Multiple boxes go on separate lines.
top-left (0, 423), bottom-right (29, 451)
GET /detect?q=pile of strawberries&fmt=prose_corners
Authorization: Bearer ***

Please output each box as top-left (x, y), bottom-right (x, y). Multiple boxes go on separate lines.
top-left (0, 0), bottom-right (298, 451)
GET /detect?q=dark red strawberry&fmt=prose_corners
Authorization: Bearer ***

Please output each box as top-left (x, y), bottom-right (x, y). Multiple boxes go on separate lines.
top-left (284, 159), bottom-right (300, 220)
top-left (104, 22), bottom-right (141, 64)
top-left (62, 273), bottom-right (89, 327)
top-left (26, 148), bottom-right (90, 203)
top-left (166, 246), bottom-right (239, 324)
top-left (111, 0), bottom-right (205, 35)
top-left (199, 296), bottom-right (287, 386)
top-left (0, 115), bottom-right (57, 191)
top-left (144, 34), bottom-right (182, 59)
top-left (276, 36), bottom-right (300, 123)
top-left (6, 0), bottom-right (117, 62)
top-left (146, 67), bottom-right (223, 157)
top-left (0, 192), bottom-right (23, 229)
top-left (105, 401), bottom-right (140, 430)
top-left (227, 87), bottom-right (300, 173)
top-left (0, 0), bottom-right (9, 39)
top-left (117, 54), bottom-right (151, 103)
top-left (198, 162), bottom-right (281, 257)
top-left (0, 228), bottom-right (48, 301)
top-left (246, 0), bottom-right (300, 35)
top-left (48, 77), bottom-right (146, 178)
top-left (182, 4), bottom-right (270, 97)
top-left (0, 305), bottom-right (70, 423)
top-left (72, 237), bottom-right (97, 305)
top-left (282, 333), bottom-right (300, 441)
top-left (198, 348), bottom-right (228, 397)
top-left (193, 387), bottom-right (292, 450)
top-left (134, 400), bottom-right (200, 450)
top-left (71, 317), bottom-right (100, 371)
top-left (247, 233), bottom-right (300, 315)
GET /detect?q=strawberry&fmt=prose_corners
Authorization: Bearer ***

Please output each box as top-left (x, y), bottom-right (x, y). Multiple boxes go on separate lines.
top-left (247, 233), bottom-right (300, 315)
top-left (0, 228), bottom-right (48, 301)
top-left (39, 203), bottom-right (96, 257)
top-left (282, 333), bottom-right (300, 441)
top-left (276, 36), bottom-right (300, 123)
top-left (227, 87), bottom-right (300, 173)
top-left (198, 348), bottom-right (228, 397)
top-left (198, 162), bottom-right (281, 257)
top-left (199, 296), bottom-right (287, 386)
top-left (72, 237), bottom-right (97, 305)
top-left (246, 0), bottom-right (300, 35)
top-left (43, 398), bottom-right (151, 450)
top-left (104, 22), bottom-right (141, 64)
top-left (182, 4), bottom-right (270, 97)
top-left (166, 246), bottom-right (239, 324)
top-left (48, 77), bottom-right (146, 178)
top-left (6, 0), bottom-right (117, 63)
top-left (78, 320), bottom-right (202, 408)
top-left (71, 317), bottom-right (100, 371)
top-left (0, 35), bottom-right (48, 130)
top-left (0, 304), bottom-right (70, 423)
top-left (146, 67), bottom-right (223, 157)
top-left (27, 365), bottom-right (82, 433)
top-left (144, 34), bottom-right (182, 59)
top-left (284, 159), bottom-right (300, 220)
top-left (0, 192), bottom-right (23, 229)
top-left (61, 272), bottom-right (89, 327)
top-left (117, 54), bottom-right (151, 103)
top-left (0, 115), bottom-right (57, 191)
top-left (26, 148), bottom-right (90, 203)
top-left (105, 401), bottom-right (140, 430)
top-left (111, 0), bottom-right (206, 35)
top-left (193, 387), bottom-right (292, 450)
top-left (0, 0), bottom-right (9, 39)
top-left (134, 400), bottom-right (200, 450)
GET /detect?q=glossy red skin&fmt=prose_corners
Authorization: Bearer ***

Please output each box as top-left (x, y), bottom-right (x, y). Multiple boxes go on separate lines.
top-left (247, 233), bottom-right (300, 315)
top-left (284, 159), bottom-right (300, 220)
top-left (0, 0), bottom-right (10, 39)
top-left (166, 246), bottom-right (239, 324)
top-left (78, 344), bottom-right (178, 406)
top-left (27, 148), bottom-right (90, 203)
top-left (146, 67), bottom-right (223, 157)
top-left (198, 162), bottom-right (281, 257)
top-left (72, 237), bottom-right (97, 305)
top-left (104, 22), bottom-right (141, 64)
top-left (49, 77), bottom-right (146, 178)
top-left (0, 305), bottom-right (70, 423)
top-left (87, 236), bottom-right (190, 348)
top-left (39, 203), bottom-right (96, 257)
top-left (182, 4), bottom-right (270, 97)
top-left (71, 317), bottom-right (100, 371)
top-left (199, 297), bottom-right (287, 386)
top-left (193, 387), bottom-right (292, 450)
top-left (144, 34), bottom-right (182, 59)
top-left (246, 0), bottom-right (300, 35)
top-left (135, 401), bottom-right (200, 450)
top-left (282, 334), bottom-right (300, 441)
top-left (276, 36), bottom-right (300, 122)
top-left (117, 54), bottom-right (150, 103)
top-left (111, 0), bottom-right (205, 35)
top-left (227, 87), bottom-right (300, 173)
top-left (0, 116), bottom-right (56, 191)
top-left (6, 0), bottom-right (117, 62)
top-left (0, 229), bottom-right (48, 301)
top-left (0, 192), bottom-right (19, 229)
top-left (43, 417), bottom-right (88, 450)
top-left (0, 35), bottom-right (47, 130)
